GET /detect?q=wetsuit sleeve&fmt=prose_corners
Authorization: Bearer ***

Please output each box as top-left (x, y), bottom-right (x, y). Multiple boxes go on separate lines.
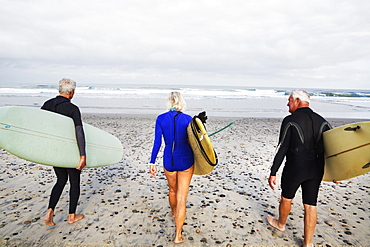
top-left (270, 119), bottom-right (291, 176)
top-left (70, 107), bottom-right (83, 127)
top-left (71, 107), bottom-right (85, 156)
top-left (150, 117), bottom-right (163, 164)
top-left (75, 125), bottom-right (86, 156)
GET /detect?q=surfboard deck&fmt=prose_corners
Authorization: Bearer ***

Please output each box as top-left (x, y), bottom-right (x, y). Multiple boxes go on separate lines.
top-left (0, 106), bottom-right (123, 168)
top-left (323, 121), bottom-right (370, 181)
top-left (187, 117), bottom-right (218, 175)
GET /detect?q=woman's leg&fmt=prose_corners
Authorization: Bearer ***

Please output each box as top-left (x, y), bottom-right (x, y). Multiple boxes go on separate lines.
top-left (166, 165), bottom-right (194, 243)
top-left (164, 169), bottom-right (178, 218)
top-left (45, 167), bottom-right (68, 226)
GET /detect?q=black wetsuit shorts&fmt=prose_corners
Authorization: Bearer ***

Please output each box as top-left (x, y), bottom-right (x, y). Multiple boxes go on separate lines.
top-left (281, 176), bottom-right (321, 206)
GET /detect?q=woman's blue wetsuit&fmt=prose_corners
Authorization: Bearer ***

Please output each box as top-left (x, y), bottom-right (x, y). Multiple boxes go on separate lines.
top-left (150, 110), bottom-right (194, 172)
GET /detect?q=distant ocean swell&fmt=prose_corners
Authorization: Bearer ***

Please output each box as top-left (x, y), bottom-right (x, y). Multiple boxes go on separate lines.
top-left (1, 84), bottom-right (370, 99)
top-left (0, 84), bottom-right (369, 119)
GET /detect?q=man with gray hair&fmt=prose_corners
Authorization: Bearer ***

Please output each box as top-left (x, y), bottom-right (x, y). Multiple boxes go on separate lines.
top-left (41, 78), bottom-right (86, 226)
top-left (267, 89), bottom-right (331, 247)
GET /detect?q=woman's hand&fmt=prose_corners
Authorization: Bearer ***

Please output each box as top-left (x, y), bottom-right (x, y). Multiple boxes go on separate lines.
top-left (150, 164), bottom-right (157, 178)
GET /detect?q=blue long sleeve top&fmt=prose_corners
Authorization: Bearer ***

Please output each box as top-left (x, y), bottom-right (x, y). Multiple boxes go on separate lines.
top-left (150, 110), bottom-right (194, 172)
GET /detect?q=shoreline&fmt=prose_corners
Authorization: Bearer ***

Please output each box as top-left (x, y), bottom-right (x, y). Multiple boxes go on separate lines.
top-left (82, 111), bottom-right (370, 122)
top-left (0, 115), bottom-right (369, 246)
top-left (1, 94), bottom-right (370, 120)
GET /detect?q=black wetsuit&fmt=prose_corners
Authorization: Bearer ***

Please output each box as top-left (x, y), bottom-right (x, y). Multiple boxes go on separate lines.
top-left (270, 107), bottom-right (331, 206)
top-left (41, 96), bottom-right (86, 214)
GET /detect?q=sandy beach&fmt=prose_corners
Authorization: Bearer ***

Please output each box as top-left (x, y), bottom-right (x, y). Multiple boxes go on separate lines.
top-left (0, 114), bottom-right (369, 247)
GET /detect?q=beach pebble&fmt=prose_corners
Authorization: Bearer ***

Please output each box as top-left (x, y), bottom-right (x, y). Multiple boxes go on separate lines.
top-left (200, 238), bottom-right (207, 243)
top-left (32, 217), bottom-right (40, 222)
top-left (325, 220), bottom-right (334, 226)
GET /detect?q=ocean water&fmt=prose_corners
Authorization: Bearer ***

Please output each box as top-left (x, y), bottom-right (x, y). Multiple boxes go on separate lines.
top-left (0, 84), bottom-right (369, 119)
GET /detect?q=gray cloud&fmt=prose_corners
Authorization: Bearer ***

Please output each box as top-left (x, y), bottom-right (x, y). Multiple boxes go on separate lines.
top-left (0, 0), bottom-right (369, 89)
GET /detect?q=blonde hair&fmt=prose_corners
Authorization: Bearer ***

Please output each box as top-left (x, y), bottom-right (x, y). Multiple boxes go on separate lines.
top-left (59, 78), bottom-right (76, 95)
top-left (291, 89), bottom-right (310, 104)
top-left (167, 92), bottom-right (186, 111)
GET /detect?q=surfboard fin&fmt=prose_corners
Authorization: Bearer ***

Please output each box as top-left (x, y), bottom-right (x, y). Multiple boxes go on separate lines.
top-left (362, 162), bottom-right (370, 169)
top-left (196, 111), bottom-right (208, 124)
top-left (344, 126), bottom-right (360, 131)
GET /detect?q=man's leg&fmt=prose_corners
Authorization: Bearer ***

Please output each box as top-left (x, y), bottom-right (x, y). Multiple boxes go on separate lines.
top-left (301, 178), bottom-right (321, 246)
top-left (267, 196), bottom-right (293, 231)
top-left (45, 167), bottom-right (68, 226)
top-left (303, 204), bottom-right (317, 246)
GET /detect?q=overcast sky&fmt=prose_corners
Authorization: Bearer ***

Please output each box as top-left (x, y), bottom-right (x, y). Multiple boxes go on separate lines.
top-left (0, 0), bottom-right (369, 89)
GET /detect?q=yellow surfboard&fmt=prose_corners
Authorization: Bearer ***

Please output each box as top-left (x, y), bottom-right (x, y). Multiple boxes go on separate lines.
top-left (187, 117), bottom-right (218, 175)
top-left (323, 122), bottom-right (370, 181)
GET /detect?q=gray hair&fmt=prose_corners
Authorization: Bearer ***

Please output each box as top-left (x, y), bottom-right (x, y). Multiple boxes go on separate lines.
top-left (59, 78), bottom-right (76, 95)
top-left (290, 89), bottom-right (310, 103)
top-left (167, 92), bottom-right (186, 111)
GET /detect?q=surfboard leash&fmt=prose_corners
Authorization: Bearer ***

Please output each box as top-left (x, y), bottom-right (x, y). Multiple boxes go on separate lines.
top-left (208, 122), bottom-right (234, 137)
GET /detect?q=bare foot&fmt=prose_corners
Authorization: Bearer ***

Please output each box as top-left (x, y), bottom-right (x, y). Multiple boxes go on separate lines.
top-left (302, 239), bottom-right (314, 247)
top-left (174, 229), bottom-right (184, 244)
top-left (44, 208), bottom-right (55, 226)
top-left (68, 213), bottom-right (84, 224)
top-left (174, 237), bottom-right (184, 244)
top-left (267, 214), bottom-right (285, 232)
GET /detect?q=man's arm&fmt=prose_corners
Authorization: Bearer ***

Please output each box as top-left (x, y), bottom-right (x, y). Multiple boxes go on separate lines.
top-left (75, 125), bottom-right (86, 170)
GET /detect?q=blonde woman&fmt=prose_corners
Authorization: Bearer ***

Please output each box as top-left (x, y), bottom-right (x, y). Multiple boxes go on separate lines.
top-left (150, 92), bottom-right (194, 244)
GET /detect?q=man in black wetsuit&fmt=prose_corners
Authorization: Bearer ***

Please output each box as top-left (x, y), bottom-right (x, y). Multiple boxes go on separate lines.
top-left (267, 90), bottom-right (331, 247)
top-left (42, 78), bottom-right (86, 226)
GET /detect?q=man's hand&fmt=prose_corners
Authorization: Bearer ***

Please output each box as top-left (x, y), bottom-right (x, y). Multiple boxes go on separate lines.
top-left (268, 175), bottom-right (277, 190)
top-left (76, 155), bottom-right (86, 170)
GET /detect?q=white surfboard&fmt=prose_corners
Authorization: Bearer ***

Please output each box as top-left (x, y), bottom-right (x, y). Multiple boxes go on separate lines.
top-left (0, 106), bottom-right (123, 168)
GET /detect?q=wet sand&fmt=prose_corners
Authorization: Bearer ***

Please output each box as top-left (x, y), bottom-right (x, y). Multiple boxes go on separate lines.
top-left (0, 114), bottom-right (369, 246)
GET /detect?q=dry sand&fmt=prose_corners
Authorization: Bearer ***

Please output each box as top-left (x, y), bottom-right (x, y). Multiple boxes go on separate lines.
top-left (0, 114), bottom-right (369, 246)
